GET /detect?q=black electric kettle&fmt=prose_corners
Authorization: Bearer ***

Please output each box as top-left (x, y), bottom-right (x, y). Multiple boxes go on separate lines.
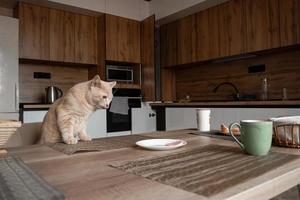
top-left (45, 86), bottom-right (63, 103)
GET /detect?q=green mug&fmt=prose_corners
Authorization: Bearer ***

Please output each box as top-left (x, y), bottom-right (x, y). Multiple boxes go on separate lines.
top-left (229, 120), bottom-right (273, 156)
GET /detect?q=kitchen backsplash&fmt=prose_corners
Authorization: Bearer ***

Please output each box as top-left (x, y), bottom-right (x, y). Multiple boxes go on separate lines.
top-left (175, 49), bottom-right (300, 101)
top-left (19, 63), bottom-right (88, 103)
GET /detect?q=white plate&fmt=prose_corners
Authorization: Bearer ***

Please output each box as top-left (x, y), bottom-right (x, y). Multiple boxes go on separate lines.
top-left (136, 139), bottom-right (187, 151)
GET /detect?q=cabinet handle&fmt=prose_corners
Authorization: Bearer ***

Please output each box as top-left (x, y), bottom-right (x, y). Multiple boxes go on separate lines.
top-left (149, 113), bottom-right (156, 117)
top-left (15, 83), bottom-right (19, 111)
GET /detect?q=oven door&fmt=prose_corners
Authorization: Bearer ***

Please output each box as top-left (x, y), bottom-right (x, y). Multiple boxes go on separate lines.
top-left (107, 109), bottom-right (132, 132)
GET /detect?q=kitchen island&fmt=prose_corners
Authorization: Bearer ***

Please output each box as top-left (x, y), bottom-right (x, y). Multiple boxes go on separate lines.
top-left (150, 101), bottom-right (300, 131)
top-left (7, 129), bottom-right (300, 200)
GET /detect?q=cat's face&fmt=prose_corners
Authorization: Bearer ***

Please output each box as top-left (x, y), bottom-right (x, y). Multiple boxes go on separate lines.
top-left (90, 75), bottom-right (116, 109)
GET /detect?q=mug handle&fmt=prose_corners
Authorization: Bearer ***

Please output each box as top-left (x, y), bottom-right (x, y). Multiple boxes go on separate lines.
top-left (229, 123), bottom-right (244, 150)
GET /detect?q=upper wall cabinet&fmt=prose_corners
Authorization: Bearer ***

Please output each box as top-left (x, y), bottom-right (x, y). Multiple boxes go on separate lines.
top-left (245, 0), bottom-right (280, 52)
top-left (106, 14), bottom-right (141, 63)
top-left (74, 14), bottom-right (97, 64)
top-left (218, 0), bottom-right (244, 57)
top-left (279, 0), bottom-right (300, 47)
top-left (49, 9), bottom-right (75, 63)
top-left (141, 15), bottom-right (155, 101)
top-left (160, 0), bottom-right (300, 67)
top-left (17, 2), bottom-right (98, 65)
top-left (160, 21), bottom-right (178, 67)
top-left (177, 14), bottom-right (197, 64)
top-left (196, 6), bottom-right (219, 61)
top-left (18, 3), bottom-right (50, 60)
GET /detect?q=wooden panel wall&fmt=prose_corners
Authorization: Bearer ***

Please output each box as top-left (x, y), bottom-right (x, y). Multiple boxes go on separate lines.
top-left (19, 64), bottom-right (88, 103)
top-left (0, 7), bottom-right (13, 17)
top-left (175, 50), bottom-right (300, 101)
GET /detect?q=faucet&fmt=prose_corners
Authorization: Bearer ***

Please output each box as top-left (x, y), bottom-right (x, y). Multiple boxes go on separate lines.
top-left (213, 82), bottom-right (241, 101)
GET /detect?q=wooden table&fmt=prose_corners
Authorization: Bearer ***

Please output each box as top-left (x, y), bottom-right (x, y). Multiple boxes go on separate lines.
top-left (8, 130), bottom-right (300, 200)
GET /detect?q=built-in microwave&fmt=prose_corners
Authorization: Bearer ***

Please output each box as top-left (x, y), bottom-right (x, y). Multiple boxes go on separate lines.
top-left (106, 65), bottom-right (133, 83)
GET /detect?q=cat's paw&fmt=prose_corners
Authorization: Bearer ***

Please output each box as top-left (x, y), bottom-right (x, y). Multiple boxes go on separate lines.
top-left (64, 137), bottom-right (78, 145)
top-left (80, 135), bottom-right (92, 142)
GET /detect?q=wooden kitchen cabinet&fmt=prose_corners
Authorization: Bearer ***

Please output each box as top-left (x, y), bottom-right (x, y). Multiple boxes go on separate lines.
top-left (141, 15), bottom-right (156, 101)
top-left (245, 0), bottom-right (280, 52)
top-left (177, 14), bottom-right (197, 65)
top-left (196, 6), bottom-right (219, 61)
top-left (75, 14), bottom-right (97, 64)
top-left (279, 0), bottom-right (300, 47)
top-left (160, 21), bottom-right (178, 67)
top-left (18, 3), bottom-right (50, 60)
top-left (49, 9), bottom-right (75, 63)
top-left (161, 69), bottom-right (176, 102)
top-left (106, 14), bottom-right (141, 63)
top-left (18, 2), bottom-right (98, 65)
top-left (218, 0), bottom-right (245, 57)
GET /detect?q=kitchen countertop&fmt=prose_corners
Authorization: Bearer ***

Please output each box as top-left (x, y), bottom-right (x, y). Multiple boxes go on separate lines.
top-left (19, 103), bottom-right (52, 110)
top-left (7, 129), bottom-right (300, 200)
top-left (150, 100), bottom-right (300, 108)
top-left (19, 100), bottom-right (300, 110)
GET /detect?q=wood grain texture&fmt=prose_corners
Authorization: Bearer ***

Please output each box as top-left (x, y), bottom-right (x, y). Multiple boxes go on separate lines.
top-left (218, 0), bottom-right (245, 57)
top-left (88, 15), bottom-right (106, 79)
top-left (161, 68), bottom-right (176, 102)
top-left (18, 2), bottom-right (50, 60)
top-left (141, 15), bottom-right (155, 101)
top-left (245, 0), bottom-right (280, 52)
top-left (298, 0), bottom-right (300, 45)
top-left (75, 14), bottom-right (97, 64)
top-left (177, 14), bottom-right (198, 64)
top-left (175, 49), bottom-right (300, 101)
top-left (160, 21), bottom-right (178, 67)
top-left (207, 6), bottom-right (219, 60)
top-left (7, 129), bottom-right (300, 200)
top-left (196, 10), bottom-right (209, 61)
top-left (106, 14), bottom-right (141, 63)
top-left (279, 0), bottom-right (300, 47)
top-left (0, 7), bottom-right (13, 17)
top-left (19, 63), bottom-right (88, 103)
top-left (196, 6), bottom-right (220, 61)
top-left (49, 9), bottom-right (75, 63)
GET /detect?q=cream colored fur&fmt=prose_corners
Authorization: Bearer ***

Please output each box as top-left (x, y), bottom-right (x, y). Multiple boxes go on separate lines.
top-left (40, 75), bottom-right (116, 144)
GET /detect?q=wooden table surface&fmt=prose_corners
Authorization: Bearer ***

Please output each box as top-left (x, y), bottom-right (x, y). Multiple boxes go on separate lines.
top-left (8, 130), bottom-right (300, 200)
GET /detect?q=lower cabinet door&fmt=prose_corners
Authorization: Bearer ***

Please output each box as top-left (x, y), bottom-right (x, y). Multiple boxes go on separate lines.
top-left (131, 102), bottom-right (156, 134)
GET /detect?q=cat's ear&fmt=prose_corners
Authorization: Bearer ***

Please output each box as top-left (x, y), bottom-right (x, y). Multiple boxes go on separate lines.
top-left (91, 75), bottom-right (102, 88)
top-left (109, 81), bottom-right (116, 88)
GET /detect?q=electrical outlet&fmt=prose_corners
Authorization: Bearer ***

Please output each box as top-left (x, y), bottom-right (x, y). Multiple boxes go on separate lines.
top-left (34, 72), bottom-right (51, 79)
top-left (248, 64), bottom-right (266, 73)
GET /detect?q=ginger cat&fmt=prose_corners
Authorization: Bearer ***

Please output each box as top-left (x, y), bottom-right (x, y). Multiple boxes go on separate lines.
top-left (40, 75), bottom-right (116, 144)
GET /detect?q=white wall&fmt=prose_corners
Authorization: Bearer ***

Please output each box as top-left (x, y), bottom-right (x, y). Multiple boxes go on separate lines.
top-left (166, 108), bottom-right (300, 131)
top-left (49, 0), bottom-right (150, 20)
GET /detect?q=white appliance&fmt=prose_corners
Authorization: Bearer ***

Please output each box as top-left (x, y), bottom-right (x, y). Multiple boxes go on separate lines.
top-left (0, 16), bottom-right (19, 120)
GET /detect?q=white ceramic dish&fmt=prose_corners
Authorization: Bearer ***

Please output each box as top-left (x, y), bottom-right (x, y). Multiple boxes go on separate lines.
top-left (136, 139), bottom-right (187, 151)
